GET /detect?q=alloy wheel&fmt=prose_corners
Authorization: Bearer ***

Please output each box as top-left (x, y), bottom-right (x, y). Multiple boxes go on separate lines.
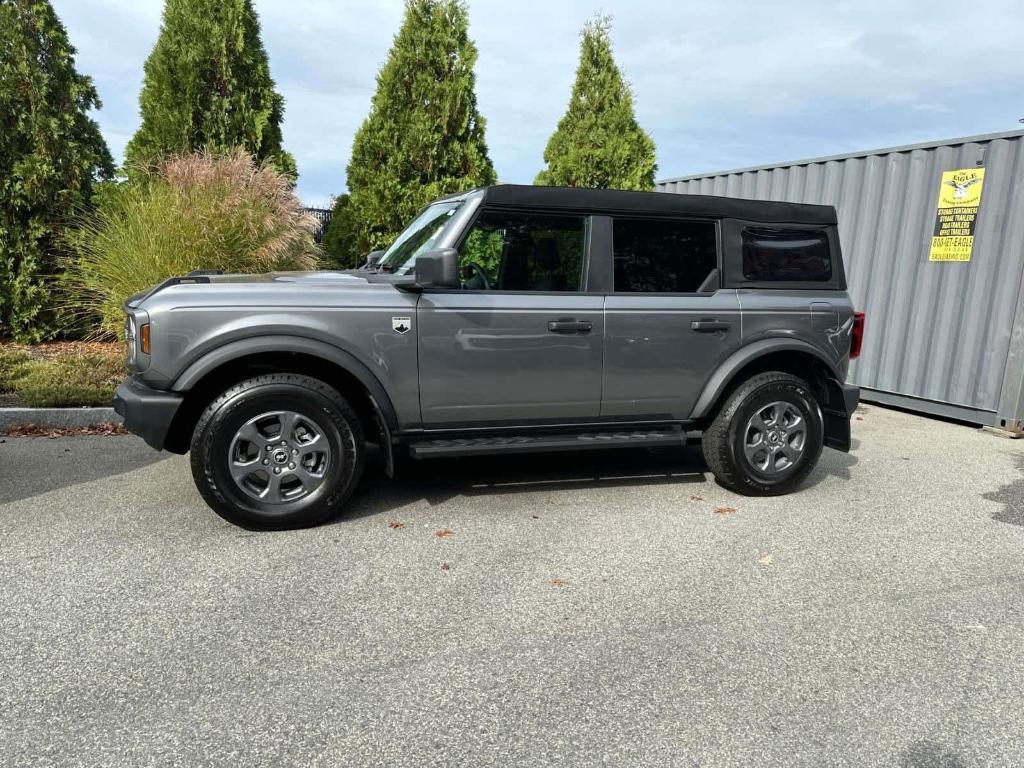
top-left (227, 411), bottom-right (333, 504)
top-left (742, 401), bottom-right (807, 475)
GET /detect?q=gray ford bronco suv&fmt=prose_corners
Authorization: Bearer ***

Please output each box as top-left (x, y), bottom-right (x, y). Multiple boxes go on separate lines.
top-left (115, 185), bottom-right (863, 529)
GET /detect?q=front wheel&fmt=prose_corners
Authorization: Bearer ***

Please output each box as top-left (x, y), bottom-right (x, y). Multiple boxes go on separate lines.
top-left (702, 371), bottom-right (824, 496)
top-left (189, 374), bottom-right (365, 529)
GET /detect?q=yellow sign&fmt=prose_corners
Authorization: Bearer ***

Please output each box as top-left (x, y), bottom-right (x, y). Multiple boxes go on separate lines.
top-left (929, 168), bottom-right (985, 262)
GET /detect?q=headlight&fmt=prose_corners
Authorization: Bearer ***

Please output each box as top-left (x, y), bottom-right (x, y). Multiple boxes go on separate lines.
top-left (125, 315), bottom-right (137, 366)
top-left (123, 313), bottom-right (151, 368)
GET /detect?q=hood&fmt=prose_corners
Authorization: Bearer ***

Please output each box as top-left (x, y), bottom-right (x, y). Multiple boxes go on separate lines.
top-left (125, 269), bottom-right (402, 310)
top-left (205, 270), bottom-right (372, 285)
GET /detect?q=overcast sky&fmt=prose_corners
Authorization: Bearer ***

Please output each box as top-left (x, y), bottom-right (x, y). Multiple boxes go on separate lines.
top-left (53, 0), bottom-right (1024, 207)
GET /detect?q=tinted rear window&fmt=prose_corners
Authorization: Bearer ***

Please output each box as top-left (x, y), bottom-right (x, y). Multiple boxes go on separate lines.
top-left (614, 219), bottom-right (718, 293)
top-left (742, 227), bottom-right (832, 282)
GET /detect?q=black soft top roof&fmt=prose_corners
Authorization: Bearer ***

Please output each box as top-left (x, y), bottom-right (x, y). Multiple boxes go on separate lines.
top-left (466, 184), bottom-right (836, 226)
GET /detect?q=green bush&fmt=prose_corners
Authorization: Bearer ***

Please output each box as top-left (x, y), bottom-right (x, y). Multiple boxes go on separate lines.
top-left (11, 351), bottom-right (124, 407)
top-left (125, 0), bottom-right (296, 180)
top-left (322, 194), bottom-right (363, 269)
top-left (345, 0), bottom-right (496, 253)
top-left (0, 0), bottom-right (114, 341)
top-left (65, 150), bottom-right (318, 338)
top-left (0, 348), bottom-right (33, 390)
top-left (535, 16), bottom-right (657, 191)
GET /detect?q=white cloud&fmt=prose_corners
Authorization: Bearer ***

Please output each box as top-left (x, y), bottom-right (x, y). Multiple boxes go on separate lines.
top-left (52, 0), bottom-right (1024, 205)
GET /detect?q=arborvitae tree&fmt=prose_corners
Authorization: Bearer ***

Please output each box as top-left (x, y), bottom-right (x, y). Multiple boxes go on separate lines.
top-left (535, 16), bottom-right (656, 191)
top-left (346, 0), bottom-right (496, 252)
top-left (125, 0), bottom-right (296, 179)
top-left (321, 194), bottom-right (362, 269)
top-left (0, 0), bottom-right (114, 341)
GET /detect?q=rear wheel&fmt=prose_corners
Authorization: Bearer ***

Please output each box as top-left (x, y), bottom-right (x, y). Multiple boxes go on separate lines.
top-left (702, 371), bottom-right (823, 496)
top-left (189, 374), bottom-right (364, 529)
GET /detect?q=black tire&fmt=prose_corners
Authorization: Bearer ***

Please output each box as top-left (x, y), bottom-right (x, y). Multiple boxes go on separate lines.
top-left (189, 373), bottom-right (364, 530)
top-left (702, 371), bottom-right (823, 496)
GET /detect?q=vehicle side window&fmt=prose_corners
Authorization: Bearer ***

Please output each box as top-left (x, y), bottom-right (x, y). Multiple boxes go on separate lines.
top-left (613, 218), bottom-right (718, 293)
top-left (458, 211), bottom-right (586, 291)
top-left (742, 227), bottom-right (832, 282)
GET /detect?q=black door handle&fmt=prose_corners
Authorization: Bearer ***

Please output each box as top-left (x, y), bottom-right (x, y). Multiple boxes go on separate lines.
top-left (548, 318), bottom-right (593, 334)
top-left (691, 319), bottom-right (732, 333)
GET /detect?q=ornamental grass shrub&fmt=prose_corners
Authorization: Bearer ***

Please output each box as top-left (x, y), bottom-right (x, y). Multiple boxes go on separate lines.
top-left (65, 150), bottom-right (318, 338)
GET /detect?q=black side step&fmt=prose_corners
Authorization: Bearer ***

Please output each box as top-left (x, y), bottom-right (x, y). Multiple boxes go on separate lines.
top-left (407, 426), bottom-right (685, 459)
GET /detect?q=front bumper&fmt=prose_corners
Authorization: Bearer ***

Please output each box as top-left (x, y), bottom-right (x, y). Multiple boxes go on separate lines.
top-left (113, 377), bottom-right (184, 451)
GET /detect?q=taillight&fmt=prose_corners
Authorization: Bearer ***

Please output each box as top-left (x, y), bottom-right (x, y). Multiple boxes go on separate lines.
top-left (850, 312), bottom-right (865, 359)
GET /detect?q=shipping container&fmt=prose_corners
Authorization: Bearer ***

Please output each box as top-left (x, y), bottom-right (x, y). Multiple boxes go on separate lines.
top-left (657, 130), bottom-right (1024, 431)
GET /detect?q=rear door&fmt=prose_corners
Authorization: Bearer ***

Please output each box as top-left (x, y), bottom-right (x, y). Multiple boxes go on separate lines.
top-left (417, 209), bottom-right (604, 428)
top-left (602, 217), bottom-right (743, 419)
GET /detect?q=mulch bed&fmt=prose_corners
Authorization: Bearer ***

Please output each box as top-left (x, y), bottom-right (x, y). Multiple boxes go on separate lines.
top-left (3, 340), bottom-right (121, 361)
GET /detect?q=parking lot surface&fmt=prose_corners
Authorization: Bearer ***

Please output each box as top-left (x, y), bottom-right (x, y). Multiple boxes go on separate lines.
top-left (2, 405), bottom-right (1023, 767)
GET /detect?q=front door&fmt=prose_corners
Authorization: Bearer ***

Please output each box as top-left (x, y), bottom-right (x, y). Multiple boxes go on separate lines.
top-left (601, 216), bottom-right (743, 419)
top-left (417, 209), bottom-right (604, 428)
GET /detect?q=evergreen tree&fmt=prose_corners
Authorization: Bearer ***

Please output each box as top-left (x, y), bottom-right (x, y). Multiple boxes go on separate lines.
top-left (535, 16), bottom-right (656, 191)
top-left (321, 194), bottom-right (362, 269)
top-left (346, 0), bottom-right (496, 251)
top-left (0, 0), bottom-right (114, 341)
top-left (125, 0), bottom-right (296, 179)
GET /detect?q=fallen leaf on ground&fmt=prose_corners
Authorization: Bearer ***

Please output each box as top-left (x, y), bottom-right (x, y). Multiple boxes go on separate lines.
top-left (855, 416), bottom-right (864, 421)
top-left (689, 495), bottom-right (704, 502)
top-left (387, 521), bottom-right (405, 529)
top-left (713, 506), bottom-right (736, 516)
top-left (434, 529), bottom-right (455, 538)
top-left (440, 563), bottom-right (450, 571)
top-left (2, 422), bottom-right (127, 438)
top-left (531, 515), bottom-right (540, 519)
top-left (758, 553), bottom-right (773, 566)
top-left (549, 578), bottom-right (568, 587)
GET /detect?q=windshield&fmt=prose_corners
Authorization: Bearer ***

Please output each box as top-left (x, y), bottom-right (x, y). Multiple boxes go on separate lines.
top-left (377, 201), bottom-right (463, 274)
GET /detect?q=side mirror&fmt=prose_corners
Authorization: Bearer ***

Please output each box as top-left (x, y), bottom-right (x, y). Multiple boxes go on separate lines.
top-left (414, 248), bottom-right (459, 288)
top-left (363, 249), bottom-right (385, 270)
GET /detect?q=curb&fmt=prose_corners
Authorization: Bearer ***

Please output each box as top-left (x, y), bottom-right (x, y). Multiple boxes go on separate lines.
top-left (0, 407), bottom-right (123, 431)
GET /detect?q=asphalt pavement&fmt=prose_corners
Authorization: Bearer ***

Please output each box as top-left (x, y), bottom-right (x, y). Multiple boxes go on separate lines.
top-left (1, 405), bottom-right (1023, 767)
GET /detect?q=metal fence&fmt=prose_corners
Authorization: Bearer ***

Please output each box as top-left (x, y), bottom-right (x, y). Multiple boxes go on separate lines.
top-left (304, 207), bottom-right (332, 244)
top-left (656, 130), bottom-right (1024, 429)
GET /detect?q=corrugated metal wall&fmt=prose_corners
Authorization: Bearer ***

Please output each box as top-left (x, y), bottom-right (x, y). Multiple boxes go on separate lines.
top-left (657, 131), bottom-right (1024, 426)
